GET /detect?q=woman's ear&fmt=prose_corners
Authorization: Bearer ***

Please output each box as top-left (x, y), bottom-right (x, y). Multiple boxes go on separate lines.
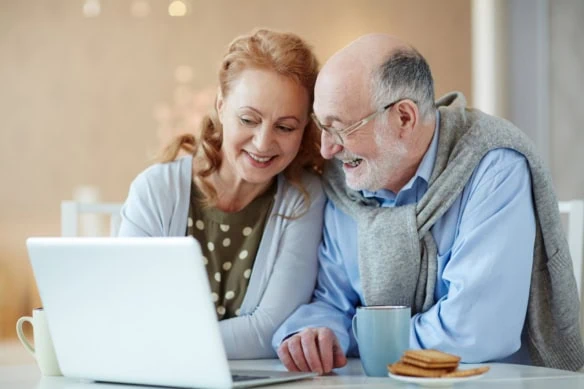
top-left (216, 87), bottom-right (224, 122)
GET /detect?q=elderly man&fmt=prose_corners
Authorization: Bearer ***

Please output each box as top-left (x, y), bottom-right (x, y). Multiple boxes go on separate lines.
top-left (272, 34), bottom-right (584, 373)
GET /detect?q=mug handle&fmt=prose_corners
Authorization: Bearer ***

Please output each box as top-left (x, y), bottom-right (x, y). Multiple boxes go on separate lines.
top-left (16, 316), bottom-right (35, 355)
top-left (351, 315), bottom-right (359, 342)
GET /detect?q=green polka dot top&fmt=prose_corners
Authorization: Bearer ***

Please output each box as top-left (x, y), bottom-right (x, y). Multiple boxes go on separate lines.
top-left (186, 181), bottom-right (276, 320)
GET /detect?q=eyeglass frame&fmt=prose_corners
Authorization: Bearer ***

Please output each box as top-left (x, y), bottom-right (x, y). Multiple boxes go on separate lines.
top-left (311, 98), bottom-right (417, 145)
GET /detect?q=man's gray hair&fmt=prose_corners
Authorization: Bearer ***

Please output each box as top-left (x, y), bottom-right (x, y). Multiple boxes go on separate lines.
top-left (372, 47), bottom-right (435, 122)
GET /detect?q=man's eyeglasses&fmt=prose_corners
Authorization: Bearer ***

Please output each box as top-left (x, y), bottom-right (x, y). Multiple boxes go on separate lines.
top-left (311, 98), bottom-right (416, 145)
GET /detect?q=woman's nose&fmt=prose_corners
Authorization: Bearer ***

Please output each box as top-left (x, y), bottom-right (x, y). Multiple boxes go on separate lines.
top-left (253, 124), bottom-right (274, 152)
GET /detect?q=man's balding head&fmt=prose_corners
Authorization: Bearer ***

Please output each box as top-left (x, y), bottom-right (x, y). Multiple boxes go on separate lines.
top-left (315, 33), bottom-right (435, 124)
top-left (315, 34), bottom-right (410, 112)
top-left (321, 34), bottom-right (411, 82)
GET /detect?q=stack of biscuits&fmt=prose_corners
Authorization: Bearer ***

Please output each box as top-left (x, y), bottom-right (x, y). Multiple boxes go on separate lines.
top-left (388, 349), bottom-right (490, 378)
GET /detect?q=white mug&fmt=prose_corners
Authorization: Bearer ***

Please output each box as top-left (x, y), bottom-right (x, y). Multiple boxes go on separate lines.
top-left (16, 308), bottom-right (62, 376)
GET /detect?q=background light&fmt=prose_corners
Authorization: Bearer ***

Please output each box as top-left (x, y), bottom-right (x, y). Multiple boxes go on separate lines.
top-left (168, 0), bottom-right (187, 17)
top-left (83, 0), bottom-right (101, 18)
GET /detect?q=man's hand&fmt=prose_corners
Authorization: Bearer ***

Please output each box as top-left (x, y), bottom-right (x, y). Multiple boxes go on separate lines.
top-left (277, 327), bottom-right (347, 374)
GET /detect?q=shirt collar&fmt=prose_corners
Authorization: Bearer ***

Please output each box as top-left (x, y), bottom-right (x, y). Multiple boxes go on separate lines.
top-left (362, 110), bottom-right (440, 206)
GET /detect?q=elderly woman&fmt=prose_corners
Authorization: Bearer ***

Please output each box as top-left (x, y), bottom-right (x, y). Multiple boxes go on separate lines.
top-left (118, 29), bottom-right (325, 359)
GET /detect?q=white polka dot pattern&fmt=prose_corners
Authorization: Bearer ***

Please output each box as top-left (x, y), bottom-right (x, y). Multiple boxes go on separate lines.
top-left (187, 181), bottom-right (277, 321)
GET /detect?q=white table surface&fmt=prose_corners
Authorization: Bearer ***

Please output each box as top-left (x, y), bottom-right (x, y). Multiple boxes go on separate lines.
top-left (1, 358), bottom-right (584, 389)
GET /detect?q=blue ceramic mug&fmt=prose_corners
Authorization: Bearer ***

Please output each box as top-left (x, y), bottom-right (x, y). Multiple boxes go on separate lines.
top-left (352, 305), bottom-right (410, 377)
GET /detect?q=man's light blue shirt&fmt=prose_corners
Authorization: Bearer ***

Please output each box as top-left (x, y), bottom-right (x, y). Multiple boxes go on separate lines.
top-left (273, 112), bottom-right (536, 364)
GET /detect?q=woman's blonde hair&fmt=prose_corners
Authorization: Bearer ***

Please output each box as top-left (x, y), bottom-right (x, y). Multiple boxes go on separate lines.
top-left (158, 28), bottom-right (322, 209)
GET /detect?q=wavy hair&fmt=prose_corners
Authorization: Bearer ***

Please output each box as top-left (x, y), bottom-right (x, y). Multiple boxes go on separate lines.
top-left (158, 29), bottom-right (322, 211)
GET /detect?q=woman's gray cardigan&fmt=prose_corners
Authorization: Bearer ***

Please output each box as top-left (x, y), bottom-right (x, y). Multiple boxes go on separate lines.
top-left (119, 156), bottom-right (326, 358)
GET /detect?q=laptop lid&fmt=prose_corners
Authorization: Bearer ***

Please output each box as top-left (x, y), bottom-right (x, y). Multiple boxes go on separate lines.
top-left (27, 237), bottom-right (238, 388)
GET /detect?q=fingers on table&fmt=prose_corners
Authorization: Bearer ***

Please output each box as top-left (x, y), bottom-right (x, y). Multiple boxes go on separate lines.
top-left (332, 334), bottom-right (348, 368)
top-left (277, 341), bottom-right (300, 372)
top-left (287, 330), bottom-right (313, 372)
top-left (301, 330), bottom-right (324, 374)
top-left (278, 327), bottom-right (345, 374)
top-left (317, 328), bottom-right (336, 373)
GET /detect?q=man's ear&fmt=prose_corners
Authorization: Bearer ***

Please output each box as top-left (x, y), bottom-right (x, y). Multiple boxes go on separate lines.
top-left (396, 99), bottom-right (418, 138)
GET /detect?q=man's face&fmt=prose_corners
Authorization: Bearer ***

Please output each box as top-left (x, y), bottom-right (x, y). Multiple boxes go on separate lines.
top-left (314, 87), bottom-right (408, 192)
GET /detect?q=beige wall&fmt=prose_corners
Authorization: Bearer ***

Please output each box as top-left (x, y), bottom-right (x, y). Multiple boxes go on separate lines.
top-left (0, 0), bottom-right (471, 338)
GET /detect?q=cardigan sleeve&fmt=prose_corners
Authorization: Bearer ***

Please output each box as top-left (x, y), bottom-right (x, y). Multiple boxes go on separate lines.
top-left (118, 157), bottom-right (192, 237)
top-left (219, 174), bottom-right (326, 358)
top-left (118, 165), bottom-right (171, 237)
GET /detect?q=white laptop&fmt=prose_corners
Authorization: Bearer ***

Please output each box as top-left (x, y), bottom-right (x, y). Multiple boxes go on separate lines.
top-left (26, 237), bottom-right (316, 388)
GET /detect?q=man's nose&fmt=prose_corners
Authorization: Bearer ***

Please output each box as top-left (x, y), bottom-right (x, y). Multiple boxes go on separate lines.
top-left (320, 131), bottom-right (343, 159)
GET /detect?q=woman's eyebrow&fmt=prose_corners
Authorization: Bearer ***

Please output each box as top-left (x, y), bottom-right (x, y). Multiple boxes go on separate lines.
top-left (277, 115), bottom-right (300, 123)
top-left (240, 106), bottom-right (300, 123)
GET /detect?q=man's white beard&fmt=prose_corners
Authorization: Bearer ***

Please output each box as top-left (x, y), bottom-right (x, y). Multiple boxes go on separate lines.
top-left (345, 130), bottom-right (407, 192)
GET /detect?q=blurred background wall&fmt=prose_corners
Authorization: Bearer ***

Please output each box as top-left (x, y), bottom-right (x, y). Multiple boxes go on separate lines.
top-left (1, 0), bottom-right (582, 342)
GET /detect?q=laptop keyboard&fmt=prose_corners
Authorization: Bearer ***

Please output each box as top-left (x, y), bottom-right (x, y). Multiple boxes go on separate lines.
top-left (232, 374), bottom-right (270, 382)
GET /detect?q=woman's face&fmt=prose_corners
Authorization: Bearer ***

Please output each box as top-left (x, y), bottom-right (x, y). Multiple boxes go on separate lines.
top-left (217, 68), bottom-right (309, 186)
